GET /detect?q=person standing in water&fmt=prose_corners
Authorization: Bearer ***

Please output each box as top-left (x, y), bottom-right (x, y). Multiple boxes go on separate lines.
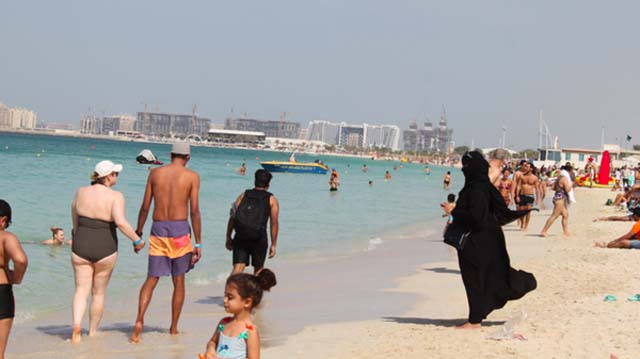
top-left (329, 169), bottom-right (339, 191)
top-left (71, 160), bottom-right (144, 343)
top-left (226, 170), bottom-right (279, 275)
top-left (443, 171), bottom-right (452, 190)
top-left (130, 142), bottom-right (202, 343)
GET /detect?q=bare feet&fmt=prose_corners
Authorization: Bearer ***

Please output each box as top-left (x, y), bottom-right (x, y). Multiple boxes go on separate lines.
top-left (594, 241), bottom-right (607, 248)
top-left (71, 325), bottom-right (82, 343)
top-left (129, 321), bottom-right (143, 343)
top-left (540, 232), bottom-right (548, 238)
top-left (455, 322), bottom-right (481, 330)
top-left (169, 326), bottom-right (179, 336)
top-left (563, 231), bottom-right (571, 237)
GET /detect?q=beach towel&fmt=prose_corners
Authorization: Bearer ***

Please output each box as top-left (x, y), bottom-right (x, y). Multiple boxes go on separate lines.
top-left (561, 170), bottom-right (577, 204)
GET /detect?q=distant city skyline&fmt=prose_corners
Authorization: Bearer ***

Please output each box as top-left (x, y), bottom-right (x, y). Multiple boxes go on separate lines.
top-left (2, 1), bottom-right (640, 150)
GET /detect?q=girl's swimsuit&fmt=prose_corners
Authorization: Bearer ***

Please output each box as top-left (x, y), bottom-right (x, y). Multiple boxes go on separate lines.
top-left (72, 216), bottom-right (118, 262)
top-left (216, 318), bottom-right (253, 359)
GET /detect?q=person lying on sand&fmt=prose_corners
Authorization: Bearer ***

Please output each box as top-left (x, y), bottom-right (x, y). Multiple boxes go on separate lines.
top-left (595, 208), bottom-right (640, 249)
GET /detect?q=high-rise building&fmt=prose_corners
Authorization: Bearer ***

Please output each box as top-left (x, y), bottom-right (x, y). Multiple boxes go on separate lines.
top-left (135, 112), bottom-right (211, 137)
top-left (402, 107), bottom-right (453, 153)
top-left (306, 120), bottom-right (341, 145)
top-left (363, 124), bottom-right (401, 151)
top-left (224, 118), bottom-right (300, 139)
top-left (339, 124), bottom-right (364, 148)
top-left (306, 121), bottom-right (400, 150)
top-left (0, 103), bottom-right (37, 130)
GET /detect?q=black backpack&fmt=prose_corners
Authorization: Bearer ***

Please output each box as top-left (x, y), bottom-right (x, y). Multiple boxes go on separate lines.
top-left (233, 190), bottom-right (272, 242)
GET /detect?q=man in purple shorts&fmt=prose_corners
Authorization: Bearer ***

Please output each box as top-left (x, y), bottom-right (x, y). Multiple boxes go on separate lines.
top-left (130, 142), bottom-right (202, 343)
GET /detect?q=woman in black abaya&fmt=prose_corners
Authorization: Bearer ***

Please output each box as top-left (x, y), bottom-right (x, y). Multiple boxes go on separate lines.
top-left (451, 151), bottom-right (537, 328)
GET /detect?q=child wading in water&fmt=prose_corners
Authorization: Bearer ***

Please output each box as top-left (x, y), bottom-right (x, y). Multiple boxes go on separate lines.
top-left (200, 269), bottom-right (277, 359)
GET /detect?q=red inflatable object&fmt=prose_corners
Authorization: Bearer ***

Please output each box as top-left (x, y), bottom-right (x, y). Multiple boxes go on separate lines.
top-left (598, 150), bottom-right (611, 185)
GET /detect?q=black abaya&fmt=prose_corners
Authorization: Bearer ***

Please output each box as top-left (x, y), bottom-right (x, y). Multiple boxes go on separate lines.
top-left (452, 152), bottom-right (537, 324)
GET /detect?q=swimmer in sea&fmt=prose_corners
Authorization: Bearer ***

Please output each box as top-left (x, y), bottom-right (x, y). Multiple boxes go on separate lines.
top-left (42, 226), bottom-right (71, 245)
top-left (239, 163), bottom-right (246, 176)
top-left (425, 165), bottom-right (431, 176)
top-left (384, 171), bottom-right (392, 181)
top-left (362, 164), bottom-right (368, 173)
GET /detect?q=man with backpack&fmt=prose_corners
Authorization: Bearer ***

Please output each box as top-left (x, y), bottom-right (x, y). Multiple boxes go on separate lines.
top-left (226, 169), bottom-right (279, 274)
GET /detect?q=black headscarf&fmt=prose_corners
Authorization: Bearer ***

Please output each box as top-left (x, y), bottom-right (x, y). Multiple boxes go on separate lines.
top-left (460, 151), bottom-right (533, 226)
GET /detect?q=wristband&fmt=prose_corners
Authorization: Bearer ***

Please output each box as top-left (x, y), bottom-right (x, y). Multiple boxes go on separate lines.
top-left (133, 239), bottom-right (143, 246)
top-left (194, 243), bottom-right (202, 249)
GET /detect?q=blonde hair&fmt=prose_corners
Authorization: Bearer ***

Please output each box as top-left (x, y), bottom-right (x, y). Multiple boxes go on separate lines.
top-left (50, 226), bottom-right (63, 236)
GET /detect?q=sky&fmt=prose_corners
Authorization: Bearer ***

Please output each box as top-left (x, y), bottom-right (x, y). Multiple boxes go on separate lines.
top-left (2, 0), bottom-right (640, 150)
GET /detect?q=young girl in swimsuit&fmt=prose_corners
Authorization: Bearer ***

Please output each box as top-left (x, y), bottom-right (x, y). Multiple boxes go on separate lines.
top-left (200, 269), bottom-right (277, 359)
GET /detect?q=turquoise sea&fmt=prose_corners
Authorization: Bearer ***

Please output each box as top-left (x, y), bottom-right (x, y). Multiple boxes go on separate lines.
top-left (0, 132), bottom-right (462, 324)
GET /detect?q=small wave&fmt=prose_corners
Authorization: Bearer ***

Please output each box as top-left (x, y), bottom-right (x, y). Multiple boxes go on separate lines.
top-left (14, 310), bottom-right (35, 324)
top-left (190, 276), bottom-right (212, 287)
top-left (366, 237), bottom-right (383, 251)
top-left (216, 272), bottom-right (228, 283)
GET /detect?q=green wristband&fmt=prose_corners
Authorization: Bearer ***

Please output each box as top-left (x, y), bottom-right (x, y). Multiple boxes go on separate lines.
top-left (133, 239), bottom-right (143, 246)
top-left (194, 243), bottom-right (202, 249)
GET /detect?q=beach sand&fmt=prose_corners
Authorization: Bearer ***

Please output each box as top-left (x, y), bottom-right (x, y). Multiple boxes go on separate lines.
top-left (263, 187), bottom-right (640, 358)
top-left (9, 187), bottom-right (640, 358)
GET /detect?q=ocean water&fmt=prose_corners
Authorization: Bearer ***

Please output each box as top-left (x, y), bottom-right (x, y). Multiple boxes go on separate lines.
top-left (0, 132), bottom-right (462, 323)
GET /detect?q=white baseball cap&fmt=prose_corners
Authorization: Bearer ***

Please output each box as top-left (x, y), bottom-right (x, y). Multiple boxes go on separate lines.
top-left (94, 160), bottom-right (123, 178)
top-left (171, 142), bottom-right (190, 155)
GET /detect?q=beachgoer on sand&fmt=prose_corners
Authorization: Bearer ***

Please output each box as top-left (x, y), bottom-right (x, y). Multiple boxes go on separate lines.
top-left (71, 160), bottom-right (144, 343)
top-left (199, 269), bottom-right (276, 359)
top-left (595, 208), bottom-right (640, 249)
top-left (130, 142), bottom-right (202, 343)
top-left (0, 200), bottom-right (28, 359)
top-left (226, 170), bottom-right (279, 275)
top-left (540, 164), bottom-right (574, 237)
top-left (514, 161), bottom-right (540, 230)
top-left (449, 151), bottom-right (536, 329)
top-left (497, 169), bottom-right (514, 207)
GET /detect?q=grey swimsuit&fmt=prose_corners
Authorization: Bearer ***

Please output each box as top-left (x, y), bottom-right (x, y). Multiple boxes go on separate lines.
top-left (72, 216), bottom-right (118, 262)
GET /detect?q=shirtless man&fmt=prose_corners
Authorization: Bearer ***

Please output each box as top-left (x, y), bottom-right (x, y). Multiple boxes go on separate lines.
top-left (130, 142), bottom-right (202, 343)
top-left (514, 161), bottom-right (540, 230)
top-left (488, 148), bottom-right (507, 186)
top-left (0, 200), bottom-right (28, 359)
top-left (443, 171), bottom-right (451, 190)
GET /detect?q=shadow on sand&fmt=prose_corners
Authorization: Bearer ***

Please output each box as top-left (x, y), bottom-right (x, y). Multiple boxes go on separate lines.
top-left (195, 296), bottom-right (224, 306)
top-left (383, 317), bottom-right (505, 327)
top-left (36, 323), bottom-right (168, 340)
top-left (423, 267), bottom-right (460, 275)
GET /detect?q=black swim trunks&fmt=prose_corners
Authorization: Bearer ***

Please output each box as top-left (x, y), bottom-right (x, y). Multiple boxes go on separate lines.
top-left (232, 237), bottom-right (268, 269)
top-left (0, 284), bottom-right (15, 320)
top-left (519, 194), bottom-right (535, 206)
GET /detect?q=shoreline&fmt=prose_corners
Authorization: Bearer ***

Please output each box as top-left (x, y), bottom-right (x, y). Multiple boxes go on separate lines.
top-left (7, 215), bottom-right (453, 358)
top-left (263, 187), bottom-right (640, 358)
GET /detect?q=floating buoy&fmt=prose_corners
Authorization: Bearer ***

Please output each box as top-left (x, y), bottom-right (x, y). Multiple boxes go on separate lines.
top-left (90, 145), bottom-right (96, 150)
top-left (36, 153), bottom-right (41, 157)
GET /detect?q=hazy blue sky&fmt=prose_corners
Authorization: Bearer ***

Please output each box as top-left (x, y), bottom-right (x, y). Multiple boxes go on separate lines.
top-left (2, 1), bottom-right (639, 150)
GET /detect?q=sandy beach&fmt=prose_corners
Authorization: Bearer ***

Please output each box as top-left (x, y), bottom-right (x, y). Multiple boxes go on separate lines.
top-left (6, 187), bottom-right (640, 358)
top-left (263, 187), bottom-right (640, 358)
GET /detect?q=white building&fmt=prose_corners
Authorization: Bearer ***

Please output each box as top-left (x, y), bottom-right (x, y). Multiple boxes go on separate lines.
top-left (306, 120), bottom-right (400, 150)
top-left (363, 124), bottom-right (401, 151)
top-left (306, 120), bottom-right (342, 145)
top-left (0, 103), bottom-right (37, 129)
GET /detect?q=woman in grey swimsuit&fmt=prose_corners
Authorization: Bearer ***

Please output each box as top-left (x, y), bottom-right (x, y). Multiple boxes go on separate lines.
top-left (70, 160), bottom-right (146, 343)
top-left (540, 167), bottom-right (572, 237)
